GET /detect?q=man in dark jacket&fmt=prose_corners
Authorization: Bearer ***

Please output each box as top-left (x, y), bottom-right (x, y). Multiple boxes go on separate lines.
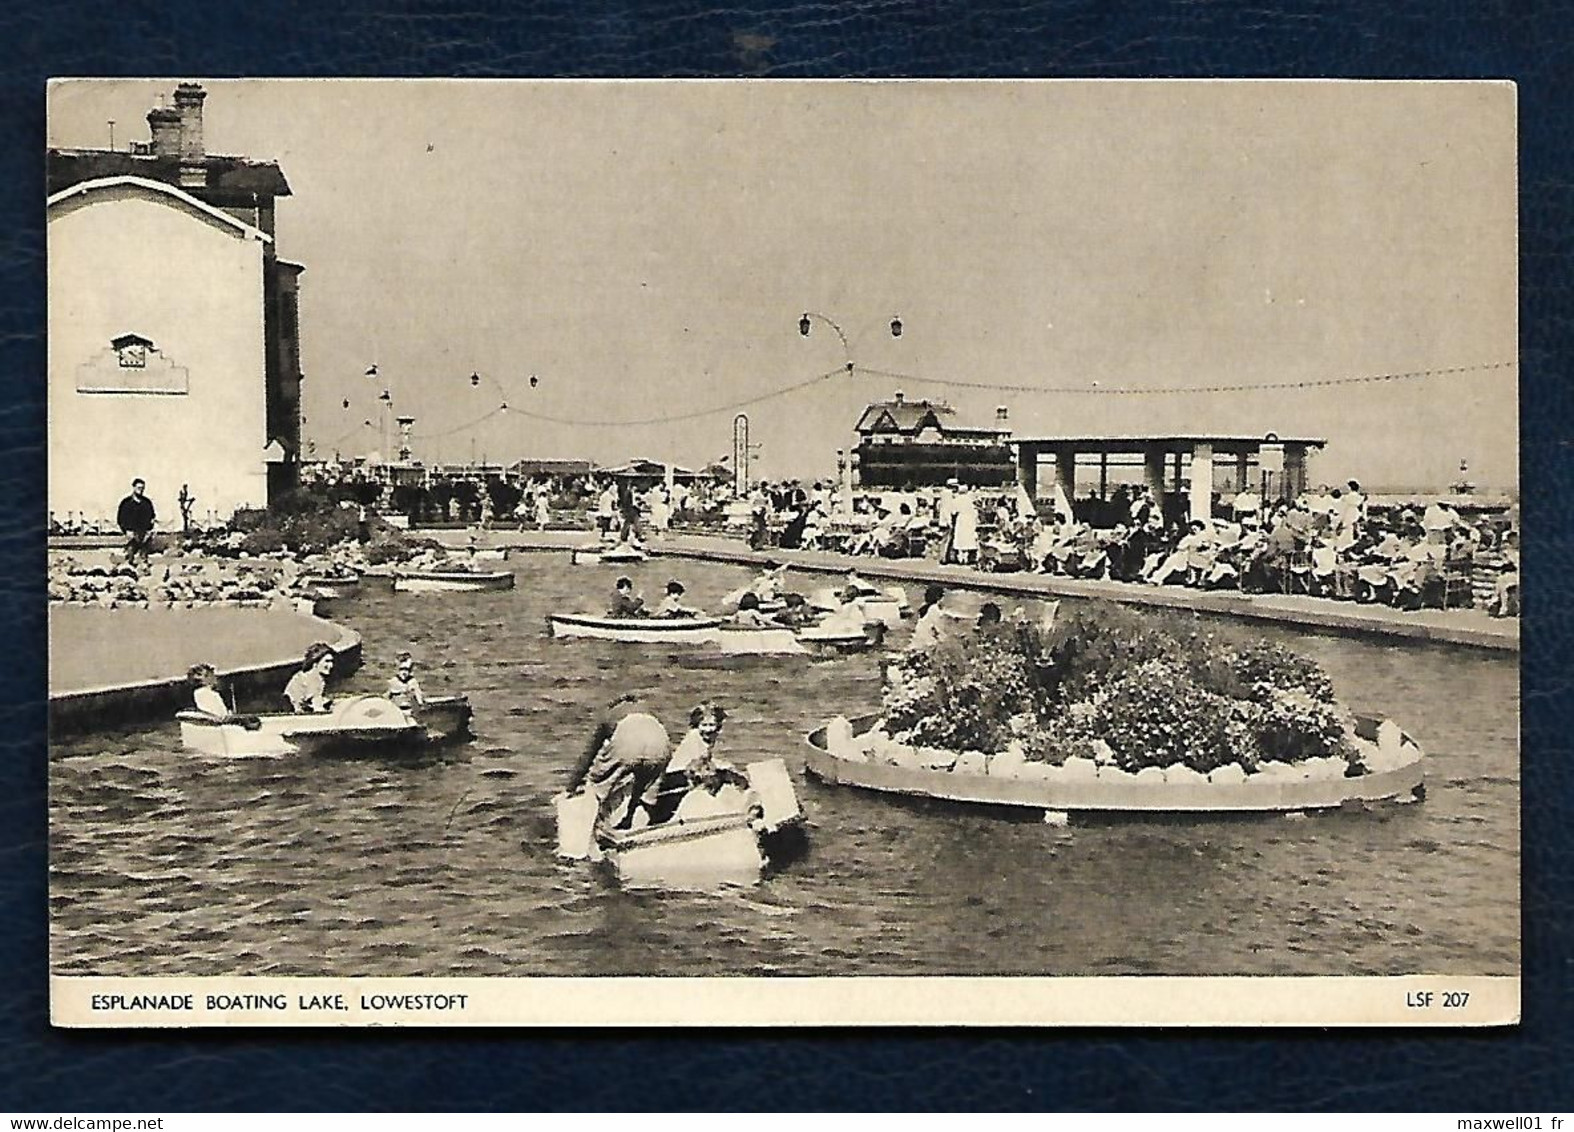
top-left (116, 478), bottom-right (156, 569)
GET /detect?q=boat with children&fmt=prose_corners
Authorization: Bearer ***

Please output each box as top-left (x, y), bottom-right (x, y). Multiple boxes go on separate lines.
top-left (178, 693), bottom-right (473, 758)
top-left (805, 713), bottom-right (1425, 815)
top-left (557, 757), bottom-right (803, 888)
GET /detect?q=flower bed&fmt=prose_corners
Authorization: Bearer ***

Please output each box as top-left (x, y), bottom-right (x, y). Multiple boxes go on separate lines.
top-left (878, 603), bottom-right (1416, 783)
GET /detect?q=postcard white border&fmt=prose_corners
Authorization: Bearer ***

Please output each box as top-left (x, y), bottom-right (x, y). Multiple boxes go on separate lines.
top-left (52, 975), bottom-right (1519, 1028)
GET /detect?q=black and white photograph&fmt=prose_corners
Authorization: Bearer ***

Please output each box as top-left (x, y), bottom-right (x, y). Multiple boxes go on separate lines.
top-left (45, 79), bottom-right (1518, 1026)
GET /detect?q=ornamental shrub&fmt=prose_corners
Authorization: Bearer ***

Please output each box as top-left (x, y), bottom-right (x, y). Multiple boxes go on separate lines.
top-left (882, 634), bottom-right (1038, 754)
top-left (1224, 641), bottom-right (1337, 704)
top-left (1247, 686), bottom-right (1356, 765)
top-left (1044, 603), bottom-right (1194, 704)
top-left (1083, 659), bottom-right (1240, 773)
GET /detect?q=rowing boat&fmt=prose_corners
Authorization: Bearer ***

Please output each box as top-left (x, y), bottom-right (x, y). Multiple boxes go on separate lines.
top-left (555, 759), bottom-right (804, 889)
top-left (570, 544), bottom-right (648, 565)
top-left (547, 613), bottom-right (837, 656)
top-left (804, 714), bottom-right (1425, 814)
top-left (298, 572), bottom-right (362, 600)
top-left (547, 612), bottom-right (728, 643)
top-left (391, 569), bottom-right (515, 593)
top-left (178, 694), bottom-right (429, 757)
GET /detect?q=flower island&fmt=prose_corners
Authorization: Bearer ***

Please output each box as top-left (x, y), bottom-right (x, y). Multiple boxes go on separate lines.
top-left (807, 603), bottom-right (1425, 815)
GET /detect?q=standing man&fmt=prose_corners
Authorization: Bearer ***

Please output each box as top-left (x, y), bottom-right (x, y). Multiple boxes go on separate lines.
top-left (117, 477), bottom-right (156, 569)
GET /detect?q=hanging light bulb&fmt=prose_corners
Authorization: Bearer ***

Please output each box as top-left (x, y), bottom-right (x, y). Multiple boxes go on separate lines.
top-left (799, 314), bottom-right (812, 337)
top-left (380, 390), bottom-right (392, 403)
top-left (470, 372), bottom-right (480, 387)
top-left (890, 316), bottom-right (903, 338)
top-left (342, 398), bottom-right (350, 409)
top-left (500, 401), bottom-right (509, 413)
top-left (529, 374), bottom-right (539, 389)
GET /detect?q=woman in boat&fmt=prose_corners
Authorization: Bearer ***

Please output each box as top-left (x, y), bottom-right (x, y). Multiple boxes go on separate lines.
top-left (565, 694), bottom-right (673, 831)
top-left (386, 651), bottom-right (426, 708)
top-left (283, 643), bottom-right (336, 714)
top-left (187, 663), bottom-right (232, 720)
top-left (654, 579), bottom-right (702, 619)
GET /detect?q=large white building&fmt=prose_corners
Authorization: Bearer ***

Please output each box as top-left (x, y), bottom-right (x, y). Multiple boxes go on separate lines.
top-left (48, 83), bottom-right (303, 530)
top-left (49, 176), bottom-right (274, 525)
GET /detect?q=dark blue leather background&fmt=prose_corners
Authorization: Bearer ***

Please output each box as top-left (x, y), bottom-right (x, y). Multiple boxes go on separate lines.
top-left (1, 1), bottom-right (1567, 1112)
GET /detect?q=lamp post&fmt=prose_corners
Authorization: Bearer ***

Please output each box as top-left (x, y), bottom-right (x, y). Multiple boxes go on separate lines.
top-left (798, 311), bottom-right (904, 374)
top-left (799, 311), bottom-right (903, 486)
top-left (469, 371), bottom-right (543, 476)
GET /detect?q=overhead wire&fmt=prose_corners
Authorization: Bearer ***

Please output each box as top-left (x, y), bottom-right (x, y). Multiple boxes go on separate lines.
top-left (328, 357), bottom-right (1516, 445)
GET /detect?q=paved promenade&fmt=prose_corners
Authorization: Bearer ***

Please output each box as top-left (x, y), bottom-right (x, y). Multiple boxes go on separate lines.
top-left (435, 527), bottom-right (1519, 653)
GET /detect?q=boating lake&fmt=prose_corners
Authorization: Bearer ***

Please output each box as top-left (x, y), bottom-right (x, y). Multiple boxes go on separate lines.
top-left (50, 553), bottom-right (1519, 977)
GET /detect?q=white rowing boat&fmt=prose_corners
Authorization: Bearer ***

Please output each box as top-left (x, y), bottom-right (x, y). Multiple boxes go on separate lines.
top-left (177, 694), bottom-right (433, 757)
top-left (548, 612), bottom-right (728, 643)
top-left (570, 544), bottom-right (648, 566)
top-left (392, 569), bottom-right (515, 593)
top-left (555, 759), bottom-right (804, 889)
top-left (546, 613), bottom-right (830, 656)
top-left (298, 572), bottom-right (362, 600)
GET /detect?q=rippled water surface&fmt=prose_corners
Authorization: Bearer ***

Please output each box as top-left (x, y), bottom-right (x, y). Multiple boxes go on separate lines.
top-left (51, 554), bottom-right (1519, 976)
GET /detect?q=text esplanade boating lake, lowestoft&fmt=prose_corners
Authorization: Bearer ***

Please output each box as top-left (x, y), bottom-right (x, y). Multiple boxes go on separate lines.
top-left (48, 555), bottom-right (1517, 978)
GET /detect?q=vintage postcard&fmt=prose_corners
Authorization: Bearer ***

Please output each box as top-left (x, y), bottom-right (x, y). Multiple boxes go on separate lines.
top-left (46, 78), bottom-right (1518, 1027)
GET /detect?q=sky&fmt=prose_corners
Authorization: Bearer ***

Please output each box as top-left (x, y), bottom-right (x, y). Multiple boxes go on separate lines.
top-left (48, 80), bottom-right (1518, 490)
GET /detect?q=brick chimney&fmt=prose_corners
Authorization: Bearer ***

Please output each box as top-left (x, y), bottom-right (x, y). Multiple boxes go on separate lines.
top-left (146, 105), bottom-right (181, 158)
top-left (893, 390), bottom-right (904, 405)
top-left (172, 82), bottom-right (207, 188)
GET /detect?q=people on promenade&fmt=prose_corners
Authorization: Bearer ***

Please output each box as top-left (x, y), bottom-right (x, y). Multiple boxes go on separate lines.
top-left (386, 651), bottom-right (426, 708)
top-left (284, 643), bottom-right (336, 714)
top-left (117, 477), bottom-right (156, 570)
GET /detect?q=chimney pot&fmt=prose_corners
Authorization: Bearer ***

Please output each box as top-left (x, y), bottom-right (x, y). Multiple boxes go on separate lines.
top-left (996, 405), bottom-right (1009, 421)
top-left (173, 82), bottom-right (207, 187)
top-left (893, 390), bottom-right (904, 404)
top-left (146, 106), bottom-right (181, 158)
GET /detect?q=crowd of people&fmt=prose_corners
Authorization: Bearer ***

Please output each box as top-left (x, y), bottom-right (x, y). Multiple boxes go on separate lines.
top-left (729, 478), bottom-right (1520, 619)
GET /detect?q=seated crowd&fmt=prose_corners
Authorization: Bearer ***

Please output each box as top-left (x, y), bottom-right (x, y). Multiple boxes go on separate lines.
top-left (796, 480), bottom-right (1519, 618)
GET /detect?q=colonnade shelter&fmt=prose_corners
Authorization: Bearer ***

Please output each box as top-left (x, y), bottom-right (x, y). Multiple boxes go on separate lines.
top-left (1011, 434), bottom-right (1327, 525)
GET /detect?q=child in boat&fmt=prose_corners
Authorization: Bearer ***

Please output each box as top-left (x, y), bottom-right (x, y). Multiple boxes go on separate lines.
top-left (816, 585), bottom-right (871, 637)
top-left (732, 591), bottom-right (782, 628)
top-left (607, 576), bottom-right (645, 618)
top-left (283, 642), bottom-right (336, 713)
top-left (667, 703), bottom-right (756, 823)
top-left (749, 561), bottom-right (787, 602)
top-left (386, 651), bottom-right (426, 708)
top-left (187, 663), bottom-right (231, 719)
top-left (654, 579), bottom-right (702, 619)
